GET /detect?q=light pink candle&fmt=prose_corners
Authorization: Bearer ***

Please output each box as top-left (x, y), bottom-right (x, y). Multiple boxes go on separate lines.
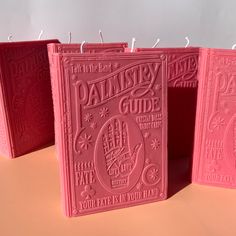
top-left (192, 48), bottom-right (236, 188)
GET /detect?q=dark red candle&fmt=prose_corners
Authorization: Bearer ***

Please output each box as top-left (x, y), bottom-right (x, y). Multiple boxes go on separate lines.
top-left (49, 51), bottom-right (168, 216)
top-left (0, 39), bottom-right (59, 158)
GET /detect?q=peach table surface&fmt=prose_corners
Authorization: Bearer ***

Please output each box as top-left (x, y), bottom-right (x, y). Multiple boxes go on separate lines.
top-left (0, 146), bottom-right (236, 236)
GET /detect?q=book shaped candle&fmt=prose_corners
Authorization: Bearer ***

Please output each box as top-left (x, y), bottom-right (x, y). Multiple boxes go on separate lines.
top-left (50, 51), bottom-right (168, 216)
top-left (135, 48), bottom-right (199, 160)
top-left (0, 39), bottom-right (59, 158)
top-left (192, 48), bottom-right (236, 188)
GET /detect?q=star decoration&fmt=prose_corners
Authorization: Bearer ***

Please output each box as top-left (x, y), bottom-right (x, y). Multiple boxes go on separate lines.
top-left (84, 113), bottom-right (93, 122)
top-left (151, 138), bottom-right (161, 150)
top-left (99, 107), bottom-right (109, 118)
top-left (148, 168), bottom-right (159, 181)
top-left (211, 116), bottom-right (225, 130)
top-left (78, 133), bottom-right (92, 150)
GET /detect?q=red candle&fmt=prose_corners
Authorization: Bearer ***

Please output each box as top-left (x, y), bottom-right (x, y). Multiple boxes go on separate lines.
top-left (192, 48), bottom-right (236, 188)
top-left (49, 51), bottom-right (168, 216)
top-left (0, 39), bottom-right (59, 158)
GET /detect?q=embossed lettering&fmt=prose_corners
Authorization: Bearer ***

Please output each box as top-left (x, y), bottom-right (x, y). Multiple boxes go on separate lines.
top-left (119, 96), bottom-right (161, 115)
top-left (74, 62), bottom-right (161, 108)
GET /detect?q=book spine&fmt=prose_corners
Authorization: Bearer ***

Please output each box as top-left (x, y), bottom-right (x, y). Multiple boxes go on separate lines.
top-left (0, 55), bottom-right (14, 158)
top-left (50, 53), bottom-right (72, 216)
top-left (192, 48), bottom-right (210, 182)
top-left (47, 44), bottom-right (59, 155)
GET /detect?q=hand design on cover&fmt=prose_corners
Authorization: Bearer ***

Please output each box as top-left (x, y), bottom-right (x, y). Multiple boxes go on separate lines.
top-left (102, 118), bottom-right (142, 189)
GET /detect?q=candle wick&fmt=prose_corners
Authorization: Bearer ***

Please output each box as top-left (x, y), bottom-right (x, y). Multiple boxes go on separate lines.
top-left (131, 37), bottom-right (136, 52)
top-left (152, 38), bottom-right (160, 48)
top-left (8, 35), bottom-right (13, 42)
top-left (99, 30), bottom-right (104, 43)
top-left (68, 32), bottom-right (72, 44)
top-left (38, 30), bottom-right (43, 40)
top-left (185, 36), bottom-right (190, 48)
top-left (232, 44), bottom-right (236, 49)
top-left (80, 41), bottom-right (86, 53)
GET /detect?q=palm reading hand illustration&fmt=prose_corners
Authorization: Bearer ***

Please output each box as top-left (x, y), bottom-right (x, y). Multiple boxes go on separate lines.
top-left (102, 117), bottom-right (142, 189)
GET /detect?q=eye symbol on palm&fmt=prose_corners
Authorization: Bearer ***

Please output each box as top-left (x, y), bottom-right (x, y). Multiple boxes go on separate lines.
top-left (102, 118), bottom-right (142, 184)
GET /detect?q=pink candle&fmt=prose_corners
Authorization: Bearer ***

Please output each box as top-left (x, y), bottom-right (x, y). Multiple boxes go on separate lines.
top-left (192, 48), bottom-right (236, 188)
top-left (49, 51), bottom-right (168, 216)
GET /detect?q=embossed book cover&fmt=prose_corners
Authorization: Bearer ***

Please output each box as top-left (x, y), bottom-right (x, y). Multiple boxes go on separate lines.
top-left (0, 39), bottom-right (59, 158)
top-left (192, 48), bottom-right (236, 188)
top-left (51, 52), bottom-right (168, 216)
top-left (136, 48), bottom-right (199, 160)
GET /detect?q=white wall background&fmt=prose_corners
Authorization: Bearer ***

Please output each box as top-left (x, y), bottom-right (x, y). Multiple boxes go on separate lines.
top-left (0, 0), bottom-right (235, 48)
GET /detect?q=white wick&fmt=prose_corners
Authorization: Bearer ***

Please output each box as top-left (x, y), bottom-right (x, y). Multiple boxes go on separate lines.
top-left (99, 29), bottom-right (104, 43)
top-left (185, 36), bottom-right (190, 48)
top-left (232, 44), bottom-right (236, 49)
top-left (80, 41), bottom-right (86, 53)
top-left (152, 38), bottom-right (160, 48)
top-left (8, 35), bottom-right (13, 42)
top-left (68, 32), bottom-right (72, 44)
top-left (131, 37), bottom-right (136, 52)
top-left (38, 30), bottom-right (44, 40)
